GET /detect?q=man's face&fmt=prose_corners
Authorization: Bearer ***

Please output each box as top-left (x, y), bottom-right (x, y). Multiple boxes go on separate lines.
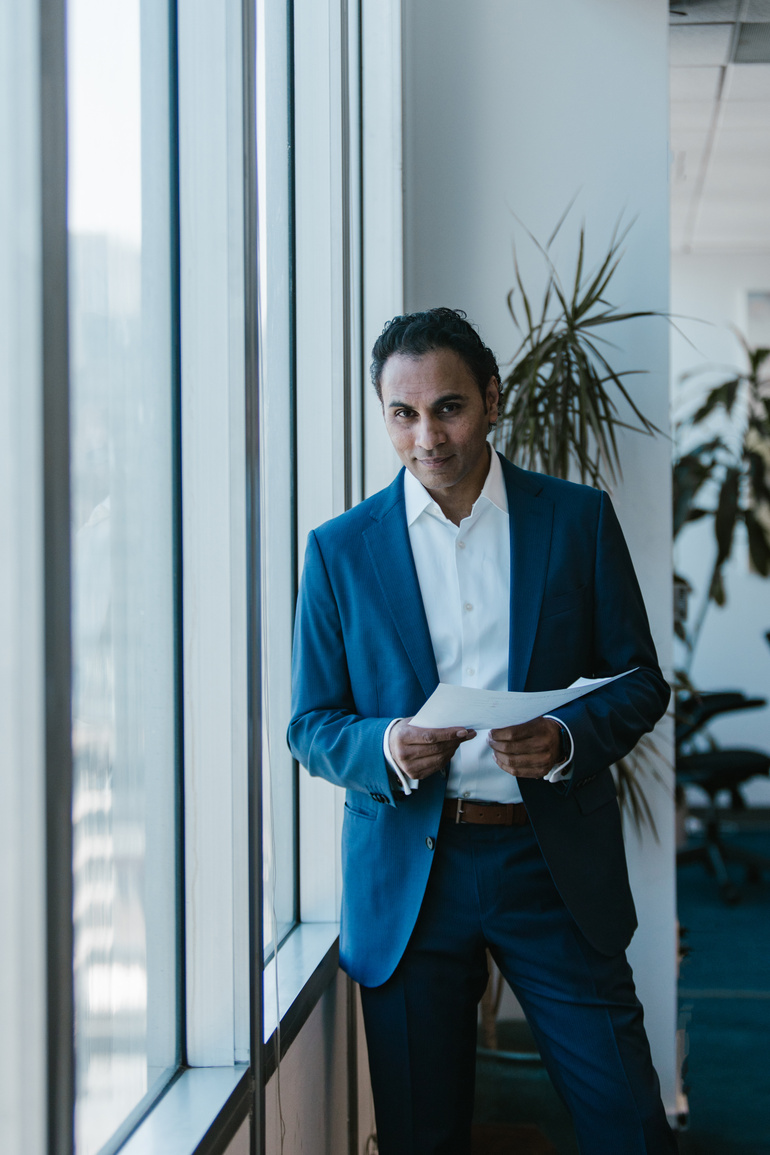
top-left (380, 348), bottom-right (499, 495)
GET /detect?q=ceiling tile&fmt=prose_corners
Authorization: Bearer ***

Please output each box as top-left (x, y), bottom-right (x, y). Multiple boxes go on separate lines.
top-left (671, 127), bottom-right (711, 151)
top-left (670, 129), bottom-right (710, 188)
top-left (734, 22), bottom-right (770, 62)
top-left (671, 149), bottom-right (707, 190)
top-left (670, 14), bottom-right (770, 252)
top-left (670, 205), bottom-right (692, 235)
top-left (711, 116), bottom-right (770, 142)
top-left (670, 65), bottom-right (724, 99)
top-left (693, 201), bottom-right (770, 248)
top-left (670, 99), bottom-right (718, 129)
top-left (670, 23), bottom-right (733, 64)
top-left (705, 164), bottom-right (770, 197)
top-left (719, 98), bottom-right (770, 127)
top-left (746, 0), bottom-right (770, 21)
top-left (724, 62), bottom-right (770, 98)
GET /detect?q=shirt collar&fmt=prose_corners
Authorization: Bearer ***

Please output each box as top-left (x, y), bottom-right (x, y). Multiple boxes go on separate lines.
top-left (403, 446), bottom-right (508, 527)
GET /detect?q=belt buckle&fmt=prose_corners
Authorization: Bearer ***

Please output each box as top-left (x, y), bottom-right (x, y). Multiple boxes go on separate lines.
top-left (455, 798), bottom-right (464, 825)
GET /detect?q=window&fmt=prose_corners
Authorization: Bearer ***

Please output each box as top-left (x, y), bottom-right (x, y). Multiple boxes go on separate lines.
top-left (2, 0), bottom-right (404, 1148)
top-left (257, 0), bottom-right (297, 960)
top-left (67, 1), bottom-right (180, 1150)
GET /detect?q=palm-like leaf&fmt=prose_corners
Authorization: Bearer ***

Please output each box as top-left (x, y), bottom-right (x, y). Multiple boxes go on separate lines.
top-left (496, 219), bottom-right (661, 487)
top-left (674, 337), bottom-right (770, 662)
top-left (614, 730), bottom-right (670, 839)
top-left (497, 214), bottom-right (669, 835)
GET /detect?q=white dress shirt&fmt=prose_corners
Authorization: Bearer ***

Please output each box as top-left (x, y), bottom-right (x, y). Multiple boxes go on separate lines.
top-left (384, 449), bottom-right (573, 800)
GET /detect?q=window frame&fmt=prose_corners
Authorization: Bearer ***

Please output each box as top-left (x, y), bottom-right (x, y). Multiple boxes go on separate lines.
top-left (0, 4), bottom-right (53, 1155)
top-left (6, 0), bottom-right (406, 1150)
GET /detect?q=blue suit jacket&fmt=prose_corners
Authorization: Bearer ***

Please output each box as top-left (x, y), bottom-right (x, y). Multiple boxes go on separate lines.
top-left (288, 454), bottom-right (670, 987)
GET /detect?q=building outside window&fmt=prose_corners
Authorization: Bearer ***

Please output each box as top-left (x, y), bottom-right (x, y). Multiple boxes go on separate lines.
top-left (67, 2), bottom-right (179, 1150)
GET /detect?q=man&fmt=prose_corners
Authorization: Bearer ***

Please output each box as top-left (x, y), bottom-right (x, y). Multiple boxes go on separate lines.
top-left (289, 308), bottom-right (677, 1154)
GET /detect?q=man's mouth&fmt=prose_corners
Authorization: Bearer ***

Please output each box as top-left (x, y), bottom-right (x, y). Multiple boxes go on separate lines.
top-left (416, 455), bottom-right (452, 467)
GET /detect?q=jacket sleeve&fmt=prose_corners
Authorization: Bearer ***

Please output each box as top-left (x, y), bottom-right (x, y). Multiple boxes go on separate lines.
top-left (287, 529), bottom-right (397, 804)
top-left (549, 490), bottom-right (670, 790)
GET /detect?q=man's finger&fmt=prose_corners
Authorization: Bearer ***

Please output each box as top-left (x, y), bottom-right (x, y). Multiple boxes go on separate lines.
top-left (397, 747), bottom-right (462, 775)
top-left (489, 719), bottom-right (542, 741)
top-left (487, 734), bottom-right (549, 754)
top-left (405, 761), bottom-right (448, 780)
top-left (407, 725), bottom-right (476, 744)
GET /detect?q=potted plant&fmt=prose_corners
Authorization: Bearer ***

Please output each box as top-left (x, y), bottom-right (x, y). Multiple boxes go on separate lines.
top-left (493, 214), bottom-right (666, 837)
top-left (480, 217), bottom-right (668, 1057)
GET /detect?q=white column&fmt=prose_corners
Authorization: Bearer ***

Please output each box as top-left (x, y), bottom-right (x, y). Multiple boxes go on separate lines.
top-left (401, 0), bottom-right (677, 1112)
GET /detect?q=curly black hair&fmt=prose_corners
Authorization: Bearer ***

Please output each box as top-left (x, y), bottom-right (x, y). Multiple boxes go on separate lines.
top-left (370, 307), bottom-right (500, 402)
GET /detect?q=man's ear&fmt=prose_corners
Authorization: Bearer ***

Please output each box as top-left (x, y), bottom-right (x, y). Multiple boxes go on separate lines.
top-left (485, 377), bottom-right (500, 424)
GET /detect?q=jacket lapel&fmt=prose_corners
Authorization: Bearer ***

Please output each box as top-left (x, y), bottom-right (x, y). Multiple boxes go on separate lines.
top-left (500, 457), bottom-right (554, 691)
top-left (363, 472), bottom-right (440, 699)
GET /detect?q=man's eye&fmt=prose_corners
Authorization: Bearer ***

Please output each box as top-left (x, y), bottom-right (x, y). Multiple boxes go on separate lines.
top-left (439, 403), bottom-right (460, 414)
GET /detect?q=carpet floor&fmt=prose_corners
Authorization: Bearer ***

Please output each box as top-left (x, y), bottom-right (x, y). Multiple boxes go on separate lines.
top-left (676, 823), bottom-right (770, 1155)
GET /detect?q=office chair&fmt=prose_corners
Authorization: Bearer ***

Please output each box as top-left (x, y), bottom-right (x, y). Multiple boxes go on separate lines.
top-left (676, 690), bottom-right (770, 904)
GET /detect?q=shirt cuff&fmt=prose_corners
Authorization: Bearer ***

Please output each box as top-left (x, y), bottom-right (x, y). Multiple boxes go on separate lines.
top-left (542, 716), bottom-right (574, 782)
top-left (383, 718), bottom-right (419, 795)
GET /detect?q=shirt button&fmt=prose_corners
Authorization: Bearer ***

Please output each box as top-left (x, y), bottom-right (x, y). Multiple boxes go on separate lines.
top-left (462, 792), bottom-right (471, 798)
top-left (425, 836), bottom-right (435, 850)
top-left (466, 667), bottom-right (475, 677)
top-left (457, 540), bottom-right (466, 549)
top-left (464, 603), bottom-right (473, 612)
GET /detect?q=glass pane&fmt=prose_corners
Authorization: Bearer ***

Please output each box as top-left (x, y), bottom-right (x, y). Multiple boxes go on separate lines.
top-left (67, 1), bottom-right (178, 1151)
top-left (257, 0), bottom-right (298, 959)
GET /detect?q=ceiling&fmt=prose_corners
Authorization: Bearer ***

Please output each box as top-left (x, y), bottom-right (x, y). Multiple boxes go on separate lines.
top-left (670, 0), bottom-right (770, 252)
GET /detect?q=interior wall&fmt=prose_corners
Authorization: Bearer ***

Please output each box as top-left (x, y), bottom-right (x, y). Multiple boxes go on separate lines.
top-left (401, 0), bottom-right (678, 1112)
top-left (223, 975), bottom-right (376, 1155)
top-left (224, 1118), bottom-right (249, 1155)
top-left (672, 250), bottom-right (770, 804)
top-left (264, 974), bottom-right (375, 1155)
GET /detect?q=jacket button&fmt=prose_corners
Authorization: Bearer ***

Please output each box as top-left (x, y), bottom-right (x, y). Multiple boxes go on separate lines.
top-left (425, 836), bottom-right (435, 850)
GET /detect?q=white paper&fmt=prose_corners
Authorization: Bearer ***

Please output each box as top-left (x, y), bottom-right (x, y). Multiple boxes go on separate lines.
top-left (409, 670), bottom-right (634, 731)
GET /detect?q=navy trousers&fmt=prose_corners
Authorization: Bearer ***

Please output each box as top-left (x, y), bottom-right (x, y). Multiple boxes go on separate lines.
top-left (359, 818), bottom-right (678, 1155)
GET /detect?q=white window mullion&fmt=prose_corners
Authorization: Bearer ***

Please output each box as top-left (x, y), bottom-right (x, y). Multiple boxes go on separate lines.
top-left (294, 0), bottom-right (349, 922)
top-left (177, 0), bottom-right (248, 1067)
top-left (294, 0), bottom-right (347, 548)
top-left (362, 0), bottom-right (403, 498)
top-left (0, 4), bottom-right (47, 1152)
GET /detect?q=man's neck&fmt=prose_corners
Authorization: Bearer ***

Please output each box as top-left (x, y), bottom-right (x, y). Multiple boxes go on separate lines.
top-left (424, 446), bottom-right (492, 526)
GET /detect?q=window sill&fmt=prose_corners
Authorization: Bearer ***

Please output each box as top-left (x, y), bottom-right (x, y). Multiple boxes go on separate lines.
top-left (263, 921), bottom-right (340, 1079)
top-left (118, 924), bottom-right (340, 1155)
top-left (120, 1065), bottom-right (250, 1155)
top-left (116, 928), bottom-right (339, 1155)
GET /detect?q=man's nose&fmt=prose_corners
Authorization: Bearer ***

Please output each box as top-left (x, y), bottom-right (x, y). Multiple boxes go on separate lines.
top-left (416, 416), bottom-right (446, 451)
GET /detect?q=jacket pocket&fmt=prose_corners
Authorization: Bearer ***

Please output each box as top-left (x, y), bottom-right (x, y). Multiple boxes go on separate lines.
top-left (344, 799), bottom-right (378, 821)
top-left (540, 584), bottom-right (587, 620)
top-left (574, 769), bottom-right (617, 815)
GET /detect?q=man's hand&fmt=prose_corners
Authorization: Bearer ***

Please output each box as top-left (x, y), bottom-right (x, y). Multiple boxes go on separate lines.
top-left (487, 716), bottom-right (563, 779)
top-left (389, 718), bottom-right (477, 781)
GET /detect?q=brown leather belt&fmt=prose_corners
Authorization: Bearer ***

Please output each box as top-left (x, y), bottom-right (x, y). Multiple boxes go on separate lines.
top-left (442, 798), bottom-right (529, 827)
